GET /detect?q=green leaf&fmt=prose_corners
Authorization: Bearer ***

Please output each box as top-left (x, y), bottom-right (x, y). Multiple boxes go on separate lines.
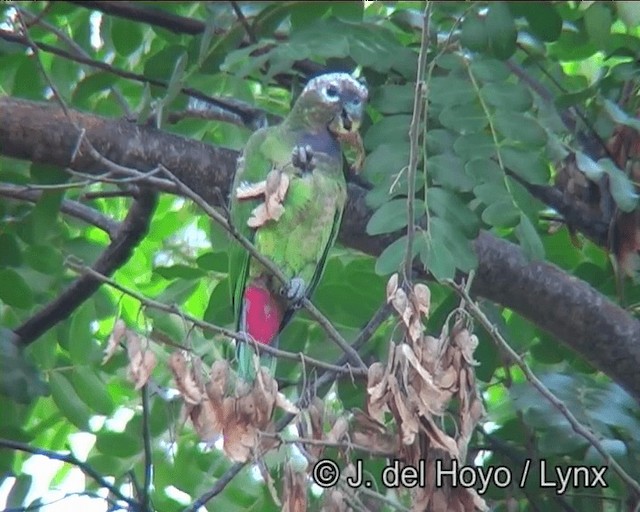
top-left (155, 264), bottom-right (205, 280)
top-left (574, 151), bottom-right (604, 180)
top-left (364, 115), bottom-right (411, 149)
top-left (30, 191), bottom-right (63, 242)
top-left (509, 2), bottom-right (562, 42)
top-left (369, 84), bottom-right (415, 114)
top-left (72, 72), bottom-right (118, 110)
top-left (466, 158), bottom-right (503, 184)
top-left (584, 3), bottom-right (612, 49)
top-left (367, 199), bottom-right (425, 236)
top-left (70, 367), bottom-right (115, 416)
top-left (95, 430), bottom-right (142, 458)
top-left (482, 200), bottom-right (520, 228)
top-left (500, 147), bottom-right (550, 185)
top-left (427, 188), bottom-right (479, 238)
top-left (375, 235), bottom-right (407, 275)
top-left (481, 82), bottom-right (533, 112)
top-left (486, 2), bottom-right (517, 60)
top-left (602, 99), bottom-right (640, 131)
top-left (617, 2), bottom-right (640, 29)
top-left (68, 302), bottom-right (97, 365)
top-left (164, 51), bottom-right (188, 106)
top-left (430, 217), bottom-right (478, 272)
top-left (515, 214), bottom-right (544, 260)
top-left (474, 180), bottom-right (508, 204)
top-left (460, 14), bottom-right (488, 53)
top-left (469, 58), bottom-right (510, 82)
top-left (196, 252), bottom-right (229, 273)
top-left (598, 159), bottom-right (639, 212)
top-left (428, 154), bottom-right (474, 192)
top-left (0, 329), bottom-right (47, 403)
top-left (439, 102), bottom-right (488, 134)
top-left (144, 45), bottom-right (189, 82)
top-left (111, 19), bottom-right (144, 57)
top-left (417, 233), bottom-right (456, 281)
top-left (426, 129), bottom-right (456, 154)
top-left (428, 77), bottom-right (477, 106)
top-left (493, 111), bottom-right (547, 147)
top-left (0, 269), bottom-right (33, 309)
top-left (24, 245), bottom-right (64, 275)
top-left (0, 233), bottom-right (22, 267)
top-left (49, 372), bottom-right (92, 430)
top-left (156, 279), bottom-right (199, 304)
top-left (453, 133), bottom-right (497, 161)
top-left (203, 278), bottom-right (234, 327)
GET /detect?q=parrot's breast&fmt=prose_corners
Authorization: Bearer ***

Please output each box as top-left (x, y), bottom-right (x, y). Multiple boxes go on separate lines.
top-left (298, 130), bottom-right (341, 164)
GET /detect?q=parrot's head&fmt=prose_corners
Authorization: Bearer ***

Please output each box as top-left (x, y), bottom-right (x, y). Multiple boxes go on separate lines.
top-left (294, 72), bottom-right (368, 135)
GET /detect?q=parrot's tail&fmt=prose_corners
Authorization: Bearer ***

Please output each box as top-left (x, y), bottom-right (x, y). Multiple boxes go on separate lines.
top-left (237, 285), bottom-right (283, 381)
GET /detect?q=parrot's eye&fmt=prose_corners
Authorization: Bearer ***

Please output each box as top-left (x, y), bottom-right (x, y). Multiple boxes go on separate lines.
top-left (325, 85), bottom-right (339, 98)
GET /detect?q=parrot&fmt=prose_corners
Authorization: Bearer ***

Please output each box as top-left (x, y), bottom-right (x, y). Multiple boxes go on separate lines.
top-left (228, 72), bottom-right (368, 382)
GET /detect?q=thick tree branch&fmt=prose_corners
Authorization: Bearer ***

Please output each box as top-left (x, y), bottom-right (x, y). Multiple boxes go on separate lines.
top-left (1, 97), bottom-right (640, 404)
top-left (68, 1), bottom-right (207, 35)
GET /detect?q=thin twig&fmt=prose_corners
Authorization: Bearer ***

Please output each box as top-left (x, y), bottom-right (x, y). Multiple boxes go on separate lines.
top-left (141, 385), bottom-right (153, 512)
top-left (230, 1), bottom-right (257, 43)
top-left (403, 2), bottom-right (431, 281)
top-left (0, 437), bottom-right (138, 508)
top-left (4, 491), bottom-right (121, 512)
top-left (0, 184), bottom-right (119, 236)
top-left (66, 260), bottom-right (367, 377)
top-left (450, 282), bottom-right (640, 498)
top-left (15, 10), bottom-right (70, 117)
top-left (0, 29), bottom-right (265, 128)
top-left (261, 431), bottom-right (394, 457)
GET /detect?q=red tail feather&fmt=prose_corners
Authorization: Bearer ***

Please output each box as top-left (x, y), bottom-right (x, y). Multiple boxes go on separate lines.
top-left (243, 285), bottom-right (283, 345)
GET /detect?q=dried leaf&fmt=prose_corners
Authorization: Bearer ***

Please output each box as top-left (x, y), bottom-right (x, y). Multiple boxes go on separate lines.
top-left (386, 273), bottom-right (399, 302)
top-left (168, 352), bottom-right (203, 405)
top-left (125, 332), bottom-right (157, 390)
top-left (236, 180), bottom-right (266, 199)
top-left (276, 392), bottom-right (300, 414)
top-left (242, 170), bottom-right (290, 228)
top-left (283, 464), bottom-right (307, 512)
top-left (326, 416), bottom-right (348, 444)
top-left (400, 343), bottom-right (438, 391)
top-left (412, 283), bottom-right (431, 316)
top-left (103, 318), bottom-right (126, 364)
top-left (389, 375), bottom-right (419, 445)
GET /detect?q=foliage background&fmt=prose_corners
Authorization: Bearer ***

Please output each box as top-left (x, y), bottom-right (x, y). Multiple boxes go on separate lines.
top-left (1, 1), bottom-right (640, 511)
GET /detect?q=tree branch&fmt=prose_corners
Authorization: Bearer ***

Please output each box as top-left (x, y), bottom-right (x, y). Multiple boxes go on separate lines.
top-left (0, 184), bottom-right (119, 236)
top-left (0, 437), bottom-right (139, 508)
top-left (451, 281), bottom-right (640, 498)
top-left (13, 188), bottom-right (157, 345)
top-left (1, 97), bottom-right (640, 404)
top-left (0, 29), bottom-right (265, 129)
top-left (68, 1), bottom-right (207, 35)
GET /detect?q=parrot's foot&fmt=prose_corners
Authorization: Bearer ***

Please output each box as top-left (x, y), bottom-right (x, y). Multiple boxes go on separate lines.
top-left (281, 276), bottom-right (306, 308)
top-left (291, 144), bottom-right (316, 173)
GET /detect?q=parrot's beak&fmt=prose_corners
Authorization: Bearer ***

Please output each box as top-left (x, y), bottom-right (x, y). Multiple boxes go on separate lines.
top-left (330, 104), bottom-right (363, 135)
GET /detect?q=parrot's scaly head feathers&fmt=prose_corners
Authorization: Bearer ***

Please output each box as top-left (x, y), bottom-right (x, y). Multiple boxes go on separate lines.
top-left (292, 72), bottom-right (368, 134)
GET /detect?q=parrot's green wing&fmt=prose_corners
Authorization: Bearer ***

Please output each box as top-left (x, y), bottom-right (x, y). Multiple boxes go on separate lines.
top-left (228, 125), bottom-right (284, 323)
